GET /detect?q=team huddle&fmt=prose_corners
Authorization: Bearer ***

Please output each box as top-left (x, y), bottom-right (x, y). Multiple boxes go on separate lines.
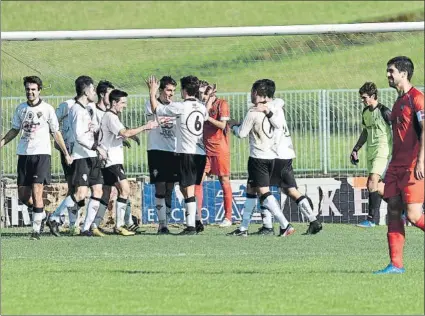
top-left (1, 55), bottom-right (423, 274)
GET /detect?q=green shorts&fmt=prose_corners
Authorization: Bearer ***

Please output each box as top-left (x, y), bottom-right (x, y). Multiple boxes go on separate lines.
top-left (367, 156), bottom-right (390, 177)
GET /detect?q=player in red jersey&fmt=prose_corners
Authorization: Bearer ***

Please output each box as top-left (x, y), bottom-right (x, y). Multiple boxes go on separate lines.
top-left (194, 81), bottom-right (233, 230)
top-left (374, 56), bottom-right (424, 274)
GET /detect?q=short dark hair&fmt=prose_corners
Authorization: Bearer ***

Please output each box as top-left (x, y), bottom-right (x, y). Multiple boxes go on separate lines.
top-left (252, 79), bottom-right (275, 98)
top-left (359, 82), bottom-right (378, 100)
top-left (180, 76), bottom-right (200, 97)
top-left (199, 80), bottom-right (209, 88)
top-left (96, 80), bottom-right (115, 99)
top-left (23, 76), bottom-right (43, 90)
top-left (387, 56), bottom-right (414, 81)
top-left (75, 75), bottom-right (94, 97)
top-left (159, 76), bottom-right (177, 90)
top-left (109, 89), bottom-right (128, 105)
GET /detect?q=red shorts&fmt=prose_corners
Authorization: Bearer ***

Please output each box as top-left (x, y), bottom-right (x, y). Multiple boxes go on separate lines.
top-left (204, 154), bottom-right (230, 177)
top-left (383, 166), bottom-right (424, 204)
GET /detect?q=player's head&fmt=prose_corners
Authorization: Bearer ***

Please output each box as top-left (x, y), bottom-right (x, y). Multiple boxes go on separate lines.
top-left (359, 82), bottom-right (378, 106)
top-left (159, 76), bottom-right (177, 104)
top-left (109, 89), bottom-right (128, 113)
top-left (180, 75), bottom-right (200, 99)
top-left (23, 76), bottom-right (43, 102)
top-left (75, 75), bottom-right (96, 103)
top-left (96, 80), bottom-right (115, 107)
top-left (251, 79), bottom-right (275, 104)
top-left (386, 56), bottom-right (414, 88)
top-left (198, 80), bottom-right (215, 102)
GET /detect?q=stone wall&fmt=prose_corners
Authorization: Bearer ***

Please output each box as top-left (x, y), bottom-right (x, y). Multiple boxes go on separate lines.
top-left (2, 180), bottom-right (143, 226)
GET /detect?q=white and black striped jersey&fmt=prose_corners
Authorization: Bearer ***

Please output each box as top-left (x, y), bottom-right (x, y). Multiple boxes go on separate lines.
top-left (145, 99), bottom-right (177, 152)
top-left (232, 106), bottom-right (276, 159)
top-left (12, 100), bottom-right (59, 156)
top-left (55, 98), bottom-right (75, 148)
top-left (154, 98), bottom-right (208, 155)
top-left (99, 111), bottom-right (125, 167)
top-left (68, 101), bottom-right (99, 159)
top-left (268, 98), bottom-right (296, 159)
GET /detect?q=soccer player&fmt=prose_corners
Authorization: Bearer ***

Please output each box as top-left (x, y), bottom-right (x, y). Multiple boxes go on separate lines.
top-left (252, 97), bottom-right (323, 235)
top-left (226, 79), bottom-right (294, 237)
top-left (0, 76), bottom-right (72, 240)
top-left (195, 81), bottom-right (233, 228)
top-left (99, 89), bottom-right (157, 236)
top-left (146, 75), bottom-right (208, 235)
top-left (374, 56), bottom-right (424, 274)
top-left (350, 82), bottom-right (392, 228)
top-left (46, 96), bottom-right (77, 236)
top-left (57, 75), bottom-right (107, 237)
top-left (145, 76), bottom-right (179, 234)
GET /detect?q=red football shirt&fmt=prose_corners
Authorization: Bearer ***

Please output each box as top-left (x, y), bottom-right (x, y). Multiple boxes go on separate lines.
top-left (390, 87), bottom-right (424, 168)
top-left (203, 98), bottom-right (230, 156)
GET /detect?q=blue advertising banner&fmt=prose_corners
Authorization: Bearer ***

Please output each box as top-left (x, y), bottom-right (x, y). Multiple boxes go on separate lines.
top-left (141, 180), bottom-right (280, 224)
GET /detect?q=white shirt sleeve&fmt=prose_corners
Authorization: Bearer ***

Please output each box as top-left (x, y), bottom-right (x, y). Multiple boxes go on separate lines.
top-left (48, 105), bottom-right (60, 133)
top-left (11, 106), bottom-right (22, 130)
top-left (232, 110), bottom-right (255, 138)
top-left (155, 102), bottom-right (185, 117)
top-left (108, 114), bottom-right (126, 136)
top-left (55, 102), bottom-right (68, 123)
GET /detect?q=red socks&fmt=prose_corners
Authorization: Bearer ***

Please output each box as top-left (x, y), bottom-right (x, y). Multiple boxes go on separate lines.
top-left (387, 219), bottom-right (405, 268)
top-left (222, 182), bottom-right (233, 220)
top-left (195, 185), bottom-right (203, 218)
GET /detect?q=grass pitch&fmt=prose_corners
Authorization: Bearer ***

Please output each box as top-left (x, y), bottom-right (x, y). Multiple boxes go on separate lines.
top-left (1, 223), bottom-right (424, 315)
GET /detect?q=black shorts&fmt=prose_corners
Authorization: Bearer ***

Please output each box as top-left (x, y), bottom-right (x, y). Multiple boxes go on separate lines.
top-left (70, 157), bottom-right (104, 187)
top-left (247, 157), bottom-right (274, 188)
top-left (102, 164), bottom-right (127, 186)
top-left (17, 155), bottom-right (51, 186)
top-left (148, 150), bottom-right (180, 183)
top-left (178, 153), bottom-right (206, 188)
top-left (60, 151), bottom-right (73, 178)
top-left (270, 159), bottom-right (298, 189)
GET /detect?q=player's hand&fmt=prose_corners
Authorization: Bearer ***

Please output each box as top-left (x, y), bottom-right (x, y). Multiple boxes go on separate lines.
top-left (350, 150), bottom-right (359, 165)
top-left (123, 139), bottom-right (131, 148)
top-left (252, 103), bottom-right (269, 114)
top-left (227, 119), bottom-right (240, 128)
top-left (96, 147), bottom-right (108, 161)
top-left (414, 160), bottom-right (424, 180)
top-left (65, 154), bottom-right (73, 166)
top-left (145, 75), bottom-right (160, 94)
top-left (145, 120), bottom-right (159, 130)
top-left (129, 135), bottom-right (141, 145)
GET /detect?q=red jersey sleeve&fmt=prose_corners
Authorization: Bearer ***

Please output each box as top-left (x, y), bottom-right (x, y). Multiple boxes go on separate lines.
top-left (412, 91), bottom-right (424, 122)
top-left (218, 99), bottom-right (230, 121)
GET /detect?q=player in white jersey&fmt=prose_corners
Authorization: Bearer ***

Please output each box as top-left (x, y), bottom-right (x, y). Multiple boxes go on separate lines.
top-left (146, 75), bottom-right (208, 235)
top-left (54, 76), bottom-right (107, 237)
top-left (252, 98), bottom-right (323, 235)
top-left (99, 89), bottom-right (157, 236)
top-left (145, 76), bottom-right (179, 234)
top-left (0, 76), bottom-right (72, 240)
top-left (227, 79), bottom-right (294, 237)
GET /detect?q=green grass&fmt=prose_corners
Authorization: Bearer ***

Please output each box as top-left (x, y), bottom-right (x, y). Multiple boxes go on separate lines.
top-left (1, 224), bottom-right (424, 315)
top-left (1, 1), bottom-right (424, 96)
top-left (2, 1), bottom-right (424, 31)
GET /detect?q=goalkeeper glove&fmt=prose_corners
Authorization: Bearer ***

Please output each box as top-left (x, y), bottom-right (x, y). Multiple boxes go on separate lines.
top-left (350, 150), bottom-right (359, 165)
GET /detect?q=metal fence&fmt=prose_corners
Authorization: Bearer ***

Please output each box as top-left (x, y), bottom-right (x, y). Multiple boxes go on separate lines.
top-left (1, 87), bottom-right (423, 180)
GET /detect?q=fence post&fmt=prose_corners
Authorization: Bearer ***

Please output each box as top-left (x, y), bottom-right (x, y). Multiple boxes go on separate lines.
top-left (321, 90), bottom-right (328, 175)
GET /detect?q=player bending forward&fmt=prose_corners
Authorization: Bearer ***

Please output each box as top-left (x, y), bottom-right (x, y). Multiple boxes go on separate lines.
top-left (252, 97), bottom-right (323, 235)
top-left (227, 79), bottom-right (293, 237)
